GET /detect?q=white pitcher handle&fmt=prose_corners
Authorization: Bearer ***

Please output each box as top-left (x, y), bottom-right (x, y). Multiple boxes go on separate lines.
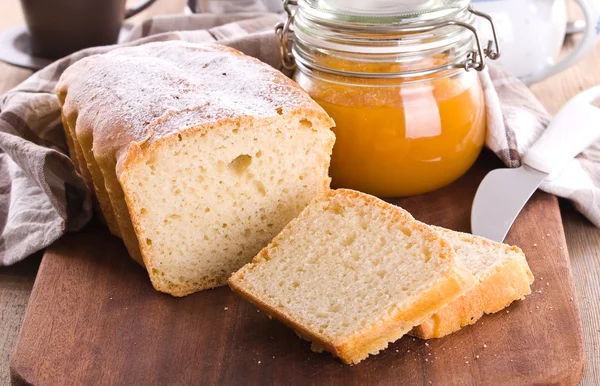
top-left (526, 0), bottom-right (600, 85)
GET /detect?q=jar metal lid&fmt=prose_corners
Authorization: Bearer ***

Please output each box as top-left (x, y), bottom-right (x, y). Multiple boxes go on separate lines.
top-left (276, 0), bottom-right (500, 76)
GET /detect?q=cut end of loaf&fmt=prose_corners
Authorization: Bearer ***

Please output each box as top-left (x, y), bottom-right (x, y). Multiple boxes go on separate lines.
top-left (120, 113), bottom-right (335, 296)
top-left (229, 189), bottom-right (474, 364)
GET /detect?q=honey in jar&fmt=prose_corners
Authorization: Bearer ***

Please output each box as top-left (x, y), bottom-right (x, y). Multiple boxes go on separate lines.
top-left (277, 0), bottom-right (499, 196)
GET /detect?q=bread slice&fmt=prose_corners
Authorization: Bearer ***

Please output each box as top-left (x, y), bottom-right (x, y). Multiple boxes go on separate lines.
top-left (228, 189), bottom-right (475, 364)
top-left (56, 42), bottom-right (335, 296)
top-left (411, 227), bottom-right (534, 339)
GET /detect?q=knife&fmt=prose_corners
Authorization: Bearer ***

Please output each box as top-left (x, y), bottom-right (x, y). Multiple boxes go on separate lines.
top-left (471, 85), bottom-right (600, 242)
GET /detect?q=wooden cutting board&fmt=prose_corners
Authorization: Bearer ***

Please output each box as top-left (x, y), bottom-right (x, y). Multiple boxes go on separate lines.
top-left (10, 152), bottom-right (584, 386)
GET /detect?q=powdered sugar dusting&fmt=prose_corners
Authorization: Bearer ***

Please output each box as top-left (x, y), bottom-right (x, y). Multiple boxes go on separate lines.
top-left (57, 41), bottom-right (318, 157)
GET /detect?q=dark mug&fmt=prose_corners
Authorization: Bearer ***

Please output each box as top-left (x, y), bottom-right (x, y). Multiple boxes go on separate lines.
top-left (20, 0), bottom-right (156, 59)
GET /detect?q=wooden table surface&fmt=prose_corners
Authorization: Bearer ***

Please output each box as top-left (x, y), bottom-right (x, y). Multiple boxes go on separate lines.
top-left (0, 1), bottom-right (598, 385)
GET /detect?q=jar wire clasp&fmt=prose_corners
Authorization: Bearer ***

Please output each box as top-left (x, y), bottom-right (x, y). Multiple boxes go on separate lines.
top-left (275, 0), bottom-right (298, 70)
top-left (447, 6), bottom-right (501, 72)
top-left (469, 6), bottom-right (501, 61)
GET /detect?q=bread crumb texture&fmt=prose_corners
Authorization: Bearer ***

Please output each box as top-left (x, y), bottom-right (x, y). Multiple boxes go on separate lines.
top-left (124, 117), bottom-right (334, 296)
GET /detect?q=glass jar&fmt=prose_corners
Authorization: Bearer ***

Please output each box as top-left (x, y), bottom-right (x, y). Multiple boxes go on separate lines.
top-left (277, 0), bottom-right (500, 197)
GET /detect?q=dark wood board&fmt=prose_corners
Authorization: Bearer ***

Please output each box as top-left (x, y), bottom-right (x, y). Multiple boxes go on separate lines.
top-left (10, 152), bottom-right (584, 386)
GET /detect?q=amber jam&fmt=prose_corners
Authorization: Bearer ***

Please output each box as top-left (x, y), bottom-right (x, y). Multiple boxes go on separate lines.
top-left (279, 0), bottom-right (498, 196)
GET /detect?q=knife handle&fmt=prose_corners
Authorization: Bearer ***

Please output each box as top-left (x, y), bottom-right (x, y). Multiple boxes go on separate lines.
top-left (523, 85), bottom-right (600, 175)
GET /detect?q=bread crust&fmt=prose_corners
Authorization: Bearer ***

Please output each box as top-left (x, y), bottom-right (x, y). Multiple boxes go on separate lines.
top-left (57, 95), bottom-right (121, 236)
top-left (229, 189), bottom-right (475, 364)
top-left (411, 228), bottom-right (534, 339)
top-left (60, 92), bottom-right (144, 263)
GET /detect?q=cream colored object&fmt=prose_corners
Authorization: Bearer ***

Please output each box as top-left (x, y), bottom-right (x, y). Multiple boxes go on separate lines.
top-left (411, 227), bottom-right (534, 339)
top-left (56, 42), bottom-right (335, 297)
top-left (228, 189), bottom-right (475, 364)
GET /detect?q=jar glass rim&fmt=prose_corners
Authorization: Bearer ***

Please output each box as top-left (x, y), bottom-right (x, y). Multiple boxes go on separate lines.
top-left (292, 4), bottom-right (477, 77)
top-left (299, 0), bottom-right (472, 26)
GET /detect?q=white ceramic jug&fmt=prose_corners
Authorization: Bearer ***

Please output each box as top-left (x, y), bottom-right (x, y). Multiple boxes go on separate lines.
top-left (472, 0), bottom-right (600, 84)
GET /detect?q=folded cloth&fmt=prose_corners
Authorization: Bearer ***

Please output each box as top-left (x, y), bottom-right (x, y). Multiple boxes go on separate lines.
top-left (0, 12), bottom-right (598, 266)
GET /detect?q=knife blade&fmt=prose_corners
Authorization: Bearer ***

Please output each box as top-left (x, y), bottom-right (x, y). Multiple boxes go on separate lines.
top-left (471, 85), bottom-right (600, 242)
top-left (471, 164), bottom-right (547, 242)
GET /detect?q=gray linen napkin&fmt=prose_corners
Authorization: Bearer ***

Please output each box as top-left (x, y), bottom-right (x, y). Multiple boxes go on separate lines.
top-left (191, 0), bottom-right (283, 13)
top-left (0, 12), bottom-right (598, 266)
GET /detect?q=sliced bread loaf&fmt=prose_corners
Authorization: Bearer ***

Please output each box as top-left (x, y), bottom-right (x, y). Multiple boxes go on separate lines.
top-left (56, 42), bottom-right (335, 296)
top-left (411, 227), bottom-right (534, 339)
top-left (228, 189), bottom-right (475, 364)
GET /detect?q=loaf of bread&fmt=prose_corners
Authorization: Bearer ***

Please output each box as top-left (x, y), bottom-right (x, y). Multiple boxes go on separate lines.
top-left (56, 42), bottom-right (335, 297)
top-left (411, 227), bottom-right (534, 339)
top-left (228, 189), bottom-right (475, 364)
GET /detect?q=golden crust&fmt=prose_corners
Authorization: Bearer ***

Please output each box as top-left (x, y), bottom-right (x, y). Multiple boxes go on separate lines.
top-left (411, 229), bottom-right (534, 339)
top-left (58, 90), bottom-right (143, 263)
top-left (57, 93), bottom-right (121, 237)
top-left (228, 189), bottom-right (475, 364)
